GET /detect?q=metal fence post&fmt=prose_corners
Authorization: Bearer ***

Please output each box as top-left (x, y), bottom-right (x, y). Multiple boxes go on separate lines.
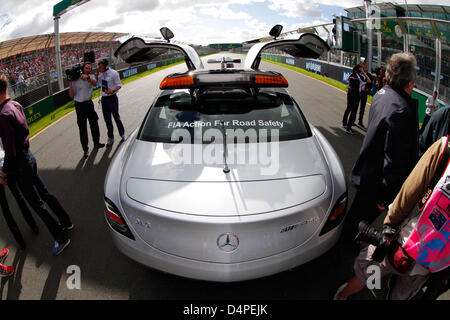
top-left (54, 16), bottom-right (64, 92)
top-left (435, 38), bottom-right (441, 93)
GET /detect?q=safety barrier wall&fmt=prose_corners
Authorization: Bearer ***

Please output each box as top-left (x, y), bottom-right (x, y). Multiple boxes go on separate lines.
top-left (24, 57), bottom-right (184, 125)
top-left (263, 54), bottom-right (447, 124)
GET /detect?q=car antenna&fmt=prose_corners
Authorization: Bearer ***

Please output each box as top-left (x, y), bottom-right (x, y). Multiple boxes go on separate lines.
top-left (220, 121), bottom-right (230, 174)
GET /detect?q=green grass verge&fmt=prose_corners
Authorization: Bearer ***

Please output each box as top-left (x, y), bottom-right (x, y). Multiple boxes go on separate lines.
top-left (29, 101), bottom-right (75, 137)
top-left (262, 59), bottom-right (373, 105)
top-left (29, 61), bottom-right (185, 137)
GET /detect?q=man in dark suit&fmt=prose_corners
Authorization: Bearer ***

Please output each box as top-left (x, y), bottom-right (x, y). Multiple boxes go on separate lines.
top-left (343, 52), bottom-right (419, 240)
top-left (419, 105), bottom-right (450, 157)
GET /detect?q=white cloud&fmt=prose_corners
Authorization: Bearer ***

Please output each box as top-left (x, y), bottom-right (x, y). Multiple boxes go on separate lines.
top-left (0, 0), bottom-right (448, 44)
top-left (268, 1), bottom-right (324, 19)
top-left (115, 0), bottom-right (160, 13)
top-left (199, 4), bottom-right (252, 20)
top-left (0, 1), bottom-right (54, 41)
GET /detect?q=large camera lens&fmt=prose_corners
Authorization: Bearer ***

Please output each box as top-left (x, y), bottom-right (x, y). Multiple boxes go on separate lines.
top-left (356, 220), bottom-right (382, 246)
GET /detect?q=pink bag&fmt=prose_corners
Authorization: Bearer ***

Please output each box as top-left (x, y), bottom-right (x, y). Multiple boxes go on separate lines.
top-left (403, 184), bottom-right (450, 273)
top-left (403, 136), bottom-right (450, 273)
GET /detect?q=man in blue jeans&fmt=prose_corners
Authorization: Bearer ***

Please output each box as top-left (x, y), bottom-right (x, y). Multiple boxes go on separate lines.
top-left (96, 59), bottom-right (126, 146)
top-left (0, 141), bottom-right (38, 250)
top-left (0, 73), bottom-right (72, 256)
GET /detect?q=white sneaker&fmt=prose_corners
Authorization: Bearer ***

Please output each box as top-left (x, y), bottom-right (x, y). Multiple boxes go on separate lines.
top-left (106, 138), bottom-right (114, 146)
top-left (121, 134), bottom-right (126, 141)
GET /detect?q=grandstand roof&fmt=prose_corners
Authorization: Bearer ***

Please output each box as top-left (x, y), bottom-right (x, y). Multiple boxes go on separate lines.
top-left (0, 31), bottom-right (128, 60)
top-left (345, 3), bottom-right (450, 15)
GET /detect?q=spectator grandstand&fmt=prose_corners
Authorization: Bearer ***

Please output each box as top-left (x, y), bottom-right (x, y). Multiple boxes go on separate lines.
top-left (0, 31), bottom-right (218, 104)
top-left (1, 42), bottom-right (120, 95)
top-left (0, 32), bottom-right (127, 99)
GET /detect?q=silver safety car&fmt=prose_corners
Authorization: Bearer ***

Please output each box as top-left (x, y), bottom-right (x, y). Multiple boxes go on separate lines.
top-left (104, 27), bottom-right (347, 282)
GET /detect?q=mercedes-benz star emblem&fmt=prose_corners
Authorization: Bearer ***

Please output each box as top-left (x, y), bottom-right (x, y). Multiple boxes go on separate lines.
top-left (217, 233), bottom-right (239, 252)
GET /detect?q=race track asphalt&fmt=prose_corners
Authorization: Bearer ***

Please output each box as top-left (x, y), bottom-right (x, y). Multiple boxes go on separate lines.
top-left (0, 53), bottom-right (446, 301)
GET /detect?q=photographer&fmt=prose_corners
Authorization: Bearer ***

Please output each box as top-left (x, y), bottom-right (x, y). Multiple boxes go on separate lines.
top-left (335, 136), bottom-right (449, 300)
top-left (68, 62), bottom-right (105, 158)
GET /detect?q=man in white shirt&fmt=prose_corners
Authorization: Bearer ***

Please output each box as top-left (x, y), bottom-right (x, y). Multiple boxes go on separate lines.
top-left (419, 91), bottom-right (439, 135)
top-left (68, 62), bottom-right (105, 158)
top-left (96, 59), bottom-right (125, 146)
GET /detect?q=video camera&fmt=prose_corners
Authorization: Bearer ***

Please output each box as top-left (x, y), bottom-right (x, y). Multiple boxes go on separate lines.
top-left (65, 51), bottom-right (95, 82)
top-left (65, 65), bottom-right (83, 82)
top-left (355, 220), bottom-right (397, 263)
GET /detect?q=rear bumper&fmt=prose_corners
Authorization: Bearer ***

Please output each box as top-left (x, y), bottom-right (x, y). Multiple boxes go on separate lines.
top-left (108, 222), bottom-right (342, 282)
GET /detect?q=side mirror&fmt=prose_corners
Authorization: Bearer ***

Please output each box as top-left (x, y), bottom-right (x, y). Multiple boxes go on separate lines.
top-left (269, 24), bottom-right (283, 39)
top-left (160, 27), bottom-right (174, 42)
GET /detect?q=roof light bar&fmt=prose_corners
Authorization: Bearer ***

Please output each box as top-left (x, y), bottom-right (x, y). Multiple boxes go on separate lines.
top-left (159, 71), bottom-right (288, 90)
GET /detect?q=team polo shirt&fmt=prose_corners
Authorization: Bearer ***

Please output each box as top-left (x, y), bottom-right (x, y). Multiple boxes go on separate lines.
top-left (97, 68), bottom-right (122, 97)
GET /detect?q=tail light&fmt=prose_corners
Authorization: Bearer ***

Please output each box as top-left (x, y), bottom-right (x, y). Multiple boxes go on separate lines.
top-left (254, 74), bottom-right (288, 86)
top-left (104, 197), bottom-right (135, 240)
top-left (319, 193), bottom-right (347, 236)
top-left (159, 71), bottom-right (289, 90)
top-left (160, 74), bottom-right (194, 89)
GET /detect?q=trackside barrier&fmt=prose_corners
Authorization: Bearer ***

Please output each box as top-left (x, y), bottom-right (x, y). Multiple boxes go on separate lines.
top-left (25, 96), bottom-right (54, 124)
top-left (412, 89), bottom-right (446, 124)
top-left (262, 53), bottom-right (447, 124)
top-left (24, 57), bottom-right (184, 125)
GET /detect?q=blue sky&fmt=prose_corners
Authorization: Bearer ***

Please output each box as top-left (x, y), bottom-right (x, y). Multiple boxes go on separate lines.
top-left (0, 0), bottom-right (448, 45)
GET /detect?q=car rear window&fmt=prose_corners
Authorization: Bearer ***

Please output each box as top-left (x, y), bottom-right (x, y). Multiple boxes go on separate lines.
top-left (138, 89), bottom-right (312, 143)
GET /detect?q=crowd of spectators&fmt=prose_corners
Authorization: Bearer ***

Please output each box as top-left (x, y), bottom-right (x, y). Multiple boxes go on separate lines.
top-left (0, 42), bottom-right (119, 96)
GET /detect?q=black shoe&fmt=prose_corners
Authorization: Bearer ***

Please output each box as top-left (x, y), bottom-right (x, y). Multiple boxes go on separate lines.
top-left (94, 143), bottom-right (105, 149)
top-left (358, 122), bottom-right (366, 129)
top-left (83, 149), bottom-right (89, 159)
